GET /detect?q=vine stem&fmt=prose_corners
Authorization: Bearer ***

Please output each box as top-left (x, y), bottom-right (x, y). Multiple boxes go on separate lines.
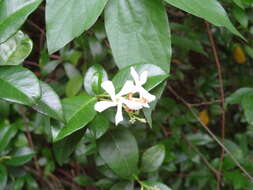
top-left (167, 85), bottom-right (253, 182)
top-left (205, 21), bottom-right (226, 190)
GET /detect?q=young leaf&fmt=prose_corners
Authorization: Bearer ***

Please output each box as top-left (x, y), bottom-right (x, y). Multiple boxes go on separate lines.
top-left (33, 81), bottom-right (64, 122)
top-left (0, 165), bottom-right (7, 190)
top-left (46, 0), bottom-right (108, 53)
top-left (0, 0), bottom-right (42, 43)
top-left (0, 66), bottom-right (41, 105)
top-left (98, 128), bottom-right (139, 179)
top-left (105, 0), bottom-right (171, 72)
top-left (141, 144), bottom-right (165, 172)
top-left (164, 0), bottom-right (243, 39)
top-left (5, 147), bottom-right (35, 166)
top-left (0, 31), bottom-right (33, 65)
top-left (55, 95), bottom-right (97, 141)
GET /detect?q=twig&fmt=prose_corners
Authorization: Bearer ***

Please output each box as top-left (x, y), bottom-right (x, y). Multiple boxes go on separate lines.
top-left (205, 21), bottom-right (226, 190)
top-left (189, 99), bottom-right (222, 107)
top-left (167, 85), bottom-right (253, 182)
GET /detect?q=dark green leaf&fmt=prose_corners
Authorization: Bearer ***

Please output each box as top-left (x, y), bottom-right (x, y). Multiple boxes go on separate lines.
top-left (110, 181), bottom-right (134, 190)
top-left (98, 128), bottom-right (139, 179)
top-left (0, 123), bottom-right (18, 151)
top-left (33, 81), bottom-right (64, 122)
top-left (55, 95), bottom-right (97, 141)
top-left (0, 66), bottom-right (41, 105)
top-left (105, 0), bottom-right (171, 72)
top-left (0, 31), bottom-right (33, 65)
top-left (141, 144), bottom-right (165, 172)
top-left (65, 75), bottom-right (83, 97)
top-left (46, 0), bottom-right (108, 53)
top-left (87, 114), bottom-right (110, 139)
top-left (5, 147), bottom-right (35, 166)
top-left (164, 0), bottom-right (243, 39)
top-left (0, 0), bottom-right (42, 43)
top-left (0, 165), bottom-right (7, 190)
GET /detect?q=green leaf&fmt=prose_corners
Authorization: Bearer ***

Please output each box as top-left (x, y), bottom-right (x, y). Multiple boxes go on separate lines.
top-left (53, 129), bottom-right (85, 165)
top-left (186, 133), bottom-right (213, 146)
top-left (5, 147), bottom-right (35, 166)
top-left (74, 175), bottom-right (93, 186)
top-left (144, 181), bottom-right (172, 190)
top-left (232, 6), bottom-right (248, 28)
top-left (87, 114), bottom-right (110, 139)
top-left (0, 31), bottom-right (33, 65)
top-left (98, 128), bottom-right (139, 179)
top-left (164, 0), bottom-right (243, 39)
top-left (141, 144), bottom-right (165, 172)
top-left (33, 81), bottom-right (64, 122)
top-left (55, 95), bottom-right (97, 141)
top-left (84, 64), bottom-right (108, 96)
top-left (113, 63), bottom-right (169, 92)
top-left (0, 0), bottom-right (42, 43)
top-left (0, 123), bottom-right (18, 151)
top-left (65, 75), bottom-right (83, 97)
top-left (0, 66), bottom-right (41, 105)
top-left (0, 165), bottom-right (7, 190)
top-left (46, 0), bottom-right (108, 53)
top-left (232, 0), bottom-right (244, 9)
top-left (110, 181), bottom-right (134, 190)
top-left (105, 0), bottom-right (171, 72)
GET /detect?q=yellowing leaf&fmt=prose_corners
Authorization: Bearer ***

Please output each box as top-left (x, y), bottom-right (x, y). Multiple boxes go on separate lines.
top-left (233, 45), bottom-right (246, 64)
top-left (199, 110), bottom-right (209, 125)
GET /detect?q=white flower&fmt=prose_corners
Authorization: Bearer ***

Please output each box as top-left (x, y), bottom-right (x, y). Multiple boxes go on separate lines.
top-left (94, 80), bottom-right (144, 125)
top-left (130, 67), bottom-right (156, 103)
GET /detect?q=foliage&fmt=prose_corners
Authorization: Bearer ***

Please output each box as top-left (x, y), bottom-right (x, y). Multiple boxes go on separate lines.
top-left (0, 0), bottom-right (253, 189)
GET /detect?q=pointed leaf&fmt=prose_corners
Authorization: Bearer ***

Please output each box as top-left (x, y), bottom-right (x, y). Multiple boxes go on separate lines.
top-left (0, 123), bottom-right (18, 151)
top-left (0, 66), bottom-right (41, 105)
top-left (46, 0), bottom-right (108, 53)
top-left (55, 95), bottom-right (97, 141)
top-left (105, 0), bottom-right (171, 72)
top-left (5, 147), bottom-right (35, 166)
top-left (98, 128), bottom-right (139, 179)
top-left (0, 0), bottom-right (42, 43)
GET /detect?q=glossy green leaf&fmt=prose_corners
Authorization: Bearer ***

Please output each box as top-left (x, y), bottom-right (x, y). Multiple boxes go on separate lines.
top-left (46, 0), bottom-right (108, 53)
top-left (110, 181), bottom-right (134, 190)
top-left (141, 144), bottom-right (165, 172)
top-left (0, 0), bottom-right (42, 43)
top-left (87, 114), bottom-right (110, 139)
top-left (98, 128), bottom-right (139, 179)
top-left (105, 0), bottom-right (171, 72)
top-left (64, 63), bottom-right (81, 79)
top-left (0, 31), bottom-right (33, 65)
top-left (144, 181), bottom-right (172, 190)
top-left (53, 129), bottom-right (85, 165)
top-left (84, 64), bottom-right (108, 96)
top-left (0, 165), bottom-right (7, 190)
top-left (5, 147), bottom-right (35, 166)
top-left (113, 64), bottom-right (168, 92)
top-left (65, 75), bottom-right (83, 97)
top-left (55, 95), bottom-right (97, 141)
top-left (0, 123), bottom-right (18, 151)
top-left (0, 66), bottom-right (41, 105)
top-left (33, 81), bottom-right (64, 122)
top-left (164, 0), bottom-right (243, 39)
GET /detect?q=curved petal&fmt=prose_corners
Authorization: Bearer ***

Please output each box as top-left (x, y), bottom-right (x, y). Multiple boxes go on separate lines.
top-left (117, 80), bottom-right (135, 96)
top-left (139, 71), bottom-right (148, 85)
top-left (130, 67), bottom-right (139, 84)
top-left (101, 81), bottom-right (116, 100)
top-left (94, 101), bottom-right (116, 112)
top-left (115, 103), bottom-right (123, 125)
top-left (123, 99), bottom-right (143, 110)
top-left (140, 87), bottom-right (156, 102)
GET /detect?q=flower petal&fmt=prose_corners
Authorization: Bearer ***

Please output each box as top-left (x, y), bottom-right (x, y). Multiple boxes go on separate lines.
top-left (123, 99), bottom-right (143, 110)
top-left (140, 87), bottom-right (156, 102)
top-left (130, 67), bottom-right (139, 84)
top-left (117, 80), bottom-right (135, 96)
top-left (115, 103), bottom-right (123, 125)
top-left (94, 101), bottom-right (117, 112)
top-left (139, 71), bottom-right (148, 85)
top-left (101, 81), bottom-right (116, 100)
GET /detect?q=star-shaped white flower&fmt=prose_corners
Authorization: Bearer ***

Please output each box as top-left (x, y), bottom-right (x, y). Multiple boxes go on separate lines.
top-left (130, 67), bottom-right (156, 103)
top-left (94, 80), bottom-right (143, 125)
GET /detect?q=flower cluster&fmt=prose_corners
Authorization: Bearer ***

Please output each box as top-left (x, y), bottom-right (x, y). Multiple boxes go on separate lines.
top-left (94, 67), bottom-right (156, 125)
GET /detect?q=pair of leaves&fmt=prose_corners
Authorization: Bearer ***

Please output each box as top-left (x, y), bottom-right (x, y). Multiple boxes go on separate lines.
top-left (0, 66), bottom-right (64, 121)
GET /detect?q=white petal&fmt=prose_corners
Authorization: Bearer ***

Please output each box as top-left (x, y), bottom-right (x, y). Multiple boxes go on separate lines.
top-left (101, 81), bottom-right (116, 99)
top-left (130, 67), bottom-right (139, 84)
top-left (123, 99), bottom-right (143, 110)
top-left (94, 101), bottom-right (116, 112)
top-left (115, 103), bottom-right (123, 125)
top-left (140, 87), bottom-right (156, 102)
top-left (117, 80), bottom-right (135, 96)
top-left (140, 71), bottom-right (148, 85)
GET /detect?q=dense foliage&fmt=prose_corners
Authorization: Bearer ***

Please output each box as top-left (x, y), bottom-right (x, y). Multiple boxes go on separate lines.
top-left (0, 0), bottom-right (253, 189)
